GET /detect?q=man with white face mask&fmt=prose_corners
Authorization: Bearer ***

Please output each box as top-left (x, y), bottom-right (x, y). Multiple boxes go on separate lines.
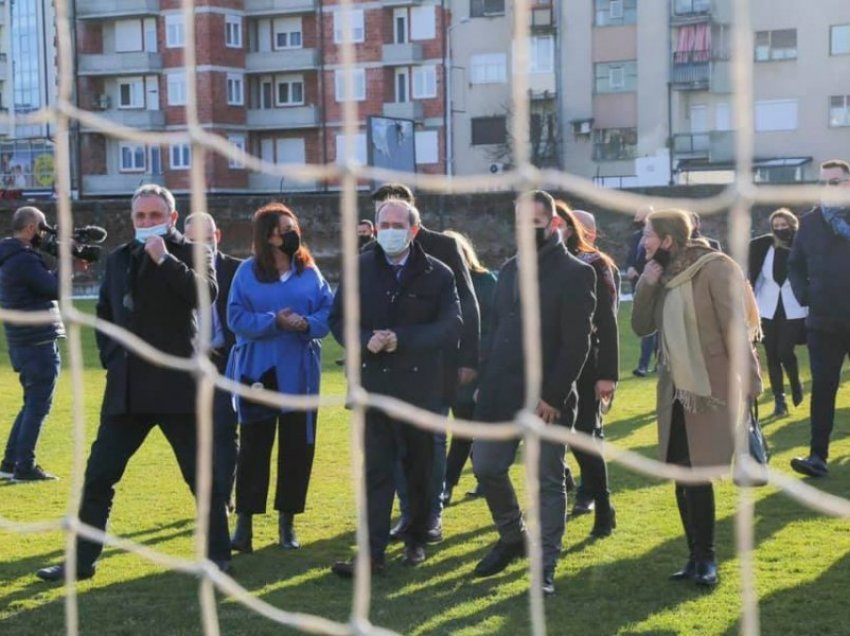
top-left (328, 199), bottom-right (462, 576)
top-left (36, 184), bottom-right (232, 582)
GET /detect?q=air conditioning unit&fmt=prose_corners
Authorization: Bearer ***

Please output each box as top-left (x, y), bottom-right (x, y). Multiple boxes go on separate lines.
top-left (489, 162), bottom-right (506, 174)
top-left (95, 94), bottom-right (111, 110)
top-left (572, 119), bottom-right (593, 136)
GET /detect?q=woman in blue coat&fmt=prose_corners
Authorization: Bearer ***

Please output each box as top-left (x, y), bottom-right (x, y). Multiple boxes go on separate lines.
top-left (227, 203), bottom-right (333, 553)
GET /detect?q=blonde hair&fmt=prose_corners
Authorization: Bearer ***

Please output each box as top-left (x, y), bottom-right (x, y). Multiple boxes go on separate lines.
top-left (768, 207), bottom-right (799, 231)
top-left (444, 230), bottom-right (487, 274)
top-left (646, 209), bottom-right (693, 249)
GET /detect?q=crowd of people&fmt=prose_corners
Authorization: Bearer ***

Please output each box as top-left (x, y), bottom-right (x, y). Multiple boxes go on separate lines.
top-left (1, 158), bottom-right (849, 597)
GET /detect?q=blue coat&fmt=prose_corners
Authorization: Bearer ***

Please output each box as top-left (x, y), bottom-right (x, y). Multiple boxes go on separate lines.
top-left (226, 259), bottom-right (333, 426)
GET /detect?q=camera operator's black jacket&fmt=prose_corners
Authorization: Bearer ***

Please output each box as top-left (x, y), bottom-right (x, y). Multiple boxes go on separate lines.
top-left (96, 230), bottom-right (217, 417)
top-left (0, 237), bottom-right (65, 346)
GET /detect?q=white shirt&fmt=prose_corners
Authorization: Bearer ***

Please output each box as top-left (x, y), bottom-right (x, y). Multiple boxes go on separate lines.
top-left (754, 245), bottom-right (808, 320)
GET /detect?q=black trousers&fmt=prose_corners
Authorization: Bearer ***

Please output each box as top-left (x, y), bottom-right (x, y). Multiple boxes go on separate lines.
top-left (234, 411), bottom-right (316, 515)
top-left (667, 401), bottom-right (715, 562)
top-left (808, 328), bottom-right (850, 461)
top-left (77, 413), bottom-right (232, 567)
top-left (444, 400), bottom-right (476, 489)
top-left (366, 408), bottom-right (434, 559)
top-left (213, 386), bottom-right (238, 502)
top-left (761, 302), bottom-right (804, 398)
top-left (568, 367), bottom-right (611, 508)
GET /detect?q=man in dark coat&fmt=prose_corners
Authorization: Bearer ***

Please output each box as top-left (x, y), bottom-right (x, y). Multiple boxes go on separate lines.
top-left (329, 199), bottom-right (462, 576)
top-left (472, 190), bottom-right (596, 596)
top-left (369, 183), bottom-right (480, 543)
top-left (36, 185), bottom-right (232, 582)
top-left (788, 159), bottom-right (850, 478)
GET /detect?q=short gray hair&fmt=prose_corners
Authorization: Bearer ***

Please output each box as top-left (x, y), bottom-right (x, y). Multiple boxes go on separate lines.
top-left (375, 199), bottom-right (421, 228)
top-left (132, 183), bottom-right (176, 213)
top-left (12, 206), bottom-right (45, 233)
top-left (185, 212), bottom-right (217, 232)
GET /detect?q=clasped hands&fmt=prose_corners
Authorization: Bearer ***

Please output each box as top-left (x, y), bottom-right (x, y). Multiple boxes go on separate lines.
top-left (367, 329), bottom-right (398, 354)
top-left (276, 308), bottom-right (308, 332)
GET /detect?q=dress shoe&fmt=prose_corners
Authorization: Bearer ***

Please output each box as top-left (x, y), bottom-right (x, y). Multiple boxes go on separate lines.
top-left (474, 538), bottom-right (526, 577)
top-left (441, 487), bottom-right (454, 507)
top-left (401, 544), bottom-right (426, 567)
top-left (693, 559), bottom-right (718, 587)
top-left (772, 395), bottom-right (789, 418)
top-left (36, 563), bottom-right (95, 582)
top-left (790, 455), bottom-right (829, 478)
top-left (465, 484), bottom-right (484, 498)
top-left (12, 464), bottom-right (58, 482)
top-left (279, 513), bottom-right (300, 550)
top-left (331, 556), bottom-right (385, 578)
top-left (571, 496), bottom-right (594, 516)
top-left (426, 518), bottom-right (443, 544)
top-left (632, 367), bottom-right (648, 378)
top-left (542, 572), bottom-right (556, 596)
top-left (590, 505), bottom-right (616, 538)
top-left (0, 461), bottom-right (14, 479)
top-left (791, 382), bottom-right (804, 408)
top-left (669, 559), bottom-right (696, 581)
top-left (230, 513), bottom-right (253, 554)
top-left (389, 517), bottom-right (411, 542)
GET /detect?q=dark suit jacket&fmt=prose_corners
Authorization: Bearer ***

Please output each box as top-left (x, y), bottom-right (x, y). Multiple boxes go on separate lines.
top-left (748, 234), bottom-right (774, 288)
top-left (213, 251), bottom-right (242, 373)
top-left (475, 237), bottom-right (597, 422)
top-left (96, 230), bottom-right (217, 417)
top-left (329, 242), bottom-right (462, 410)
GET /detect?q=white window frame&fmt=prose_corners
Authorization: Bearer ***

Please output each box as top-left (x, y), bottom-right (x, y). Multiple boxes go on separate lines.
top-left (225, 15), bottom-right (242, 49)
top-left (226, 73), bottom-right (244, 106)
top-left (830, 95), bottom-right (850, 128)
top-left (609, 66), bottom-right (625, 89)
top-left (334, 68), bottom-right (366, 102)
top-left (410, 6), bottom-right (436, 41)
top-left (119, 143), bottom-right (146, 173)
top-left (117, 77), bottom-right (145, 109)
top-left (165, 14), bottom-right (185, 48)
top-left (167, 73), bottom-right (186, 106)
top-left (335, 132), bottom-right (367, 166)
top-left (170, 143), bottom-right (192, 170)
top-left (274, 17), bottom-right (303, 50)
top-left (412, 66), bottom-right (437, 99)
top-left (470, 53), bottom-right (507, 85)
top-left (333, 9), bottom-right (365, 44)
top-left (228, 135), bottom-right (246, 169)
top-left (148, 146), bottom-right (162, 175)
top-left (393, 8), bottom-right (408, 44)
top-left (609, 0), bottom-right (624, 19)
top-left (831, 24), bottom-right (850, 56)
top-left (275, 74), bottom-right (305, 106)
top-left (530, 35), bottom-right (554, 73)
top-left (114, 19), bottom-right (143, 53)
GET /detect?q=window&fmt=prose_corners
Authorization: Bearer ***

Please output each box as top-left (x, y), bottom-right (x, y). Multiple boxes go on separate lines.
top-left (274, 17), bottom-right (303, 49)
top-left (595, 0), bottom-right (637, 27)
top-left (260, 78), bottom-right (274, 109)
top-left (754, 165), bottom-right (803, 184)
top-left (334, 68), bottom-right (366, 101)
top-left (412, 66), bottom-right (437, 99)
top-left (592, 128), bottom-right (638, 161)
top-left (394, 9), bottom-right (408, 44)
top-left (333, 9), bottom-right (365, 44)
top-left (831, 24), bottom-right (850, 56)
top-left (170, 143), bottom-right (191, 169)
top-left (530, 36), bottom-right (554, 73)
top-left (755, 99), bottom-right (798, 132)
top-left (410, 6), bottom-right (436, 41)
top-left (395, 68), bottom-right (409, 103)
top-left (149, 146), bottom-right (162, 174)
top-left (470, 0), bottom-right (505, 18)
top-left (115, 19), bottom-right (143, 53)
top-left (167, 73), bottom-right (186, 106)
top-left (594, 61), bottom-right (637, 92)
top-left (225, 15), bottom-right (242, 48)
top-left (227, 74), bottom-right (244, 106)
top-left (118, 78), bottom-right (145, 108)
top-left (143, 18), bottom-right (157, 52)
top-left (830, 95), bottom-right (850, 127)
top-left (119, 144), bottom-right (146, 172)
top-left (165, 14), bottom-right (184, 48)
top-left (754, 29), bottom-right (797, 61)
top-left (415, 130), bottom-right (439, 164)
top-left (470, 53), bottom-right (507, 84)
top-left (471, 116), bottom-right (507, 145)
top-left (335, 133), bottom-right (367, 166)
top-left (228, 135), bottom-right (246, 169)
top-left (276, 75), bottom-right (305, 106)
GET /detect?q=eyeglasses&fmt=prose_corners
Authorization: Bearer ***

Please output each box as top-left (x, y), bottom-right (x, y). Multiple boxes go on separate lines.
top-left (819, 177), bottom-right (850, 187)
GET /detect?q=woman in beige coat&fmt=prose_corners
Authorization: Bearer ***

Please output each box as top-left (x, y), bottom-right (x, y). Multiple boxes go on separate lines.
top-left (632, 209), bottom-right (762, 588)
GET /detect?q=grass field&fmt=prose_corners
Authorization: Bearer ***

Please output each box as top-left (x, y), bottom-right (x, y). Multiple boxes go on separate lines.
top-left (2, 300), bottom-right (850, 635)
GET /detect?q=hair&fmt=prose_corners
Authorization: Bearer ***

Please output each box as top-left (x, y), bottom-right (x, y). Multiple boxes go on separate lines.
top-left (769, 207), bottom-right (799, 231)
top-left (646, 209), bottom-right (693, 249)
top-left (132, 183), bottom-right (176, 213)
top-left (185, 212), bottom-right (217, 232)
top-left (12, 206), bottom-right (44, 233)
top-left (357, 219), bottom-right (374, 230)
top-left (375, 199), bottom-right (421, 228)
top-left (555, 201), bottom-right (616, 269)
top-left (517, 190), bottom-right (556, 216)
top-left (371, 183), bottom-right (415, 204)
top-left (444, 230), bottom-right (488, 274)
top-left (251, 202), bottom-right (315, 282)
top-left (820, 159), bottom-right (850, 175)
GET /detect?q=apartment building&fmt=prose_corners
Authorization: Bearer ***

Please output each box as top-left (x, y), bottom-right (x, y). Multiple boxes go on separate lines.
top-left (74, 0), bottom-right (447, 197)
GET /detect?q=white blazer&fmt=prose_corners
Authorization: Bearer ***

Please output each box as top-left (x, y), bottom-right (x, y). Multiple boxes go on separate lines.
top-left (754, 246), bottom-right (808, 320)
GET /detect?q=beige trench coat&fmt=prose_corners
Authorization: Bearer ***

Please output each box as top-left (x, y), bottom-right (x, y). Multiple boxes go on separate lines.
top-left (631, 253), bottom-right (762, 468)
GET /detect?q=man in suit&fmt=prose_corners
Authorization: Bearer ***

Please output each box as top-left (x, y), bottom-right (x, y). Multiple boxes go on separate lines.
top-left (184, 212), bottom-right (242, 507)
top-left (472, 190), bottom-right (596, 596)
top-left (369, 183), bottom-right (480, 544)
top-left (36, 185), bottom-right (232, 581)
top-left (329, 199), bottom-right (462, 575)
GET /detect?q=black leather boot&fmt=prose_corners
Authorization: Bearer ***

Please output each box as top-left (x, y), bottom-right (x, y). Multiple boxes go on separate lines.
top-left (230, 513), bottom-right (253, 554)
top-left (280, 512), bottom-right (300, 550)
top-left (772, 394), bottom-right (789, 417)
top-left (590, 502), bottom-right (616, 538)
top-left (671, 484), bottom-right (695, 581)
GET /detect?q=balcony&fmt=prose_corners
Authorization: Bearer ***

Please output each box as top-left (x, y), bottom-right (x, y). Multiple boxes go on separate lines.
top-left (246, 106), bottom-right (320, 129)
top-left (382, 43), bottom-right (423, 66)
top-left (81, 109), bottom-right (166, 132)
top-left (245, 48), bottom-right (319, 73)
top-left (244, 0), bottom-right (318, 14)
top-left (76, 0), bottom-right (160, 19)
top-left (83, 174), bottom-right (164, 196)
top-left (672, 131), bottom-right (734, 163)
top-left (78, 52), bottom-right (163, 76)
top-left (382, 101), bottom-right (424, 121)
top-left (249, 173), bottom-right (317, 192)
top-left (670, 48), bottom-right (731, 92)
top-left (670, 0), bottom-right (712, 25)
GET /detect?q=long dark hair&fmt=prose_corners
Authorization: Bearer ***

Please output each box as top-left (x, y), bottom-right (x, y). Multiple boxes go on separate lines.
top-left (554, 200), bottom-right (616, 270)
top-left (251, 203), bottom-right (315, 282)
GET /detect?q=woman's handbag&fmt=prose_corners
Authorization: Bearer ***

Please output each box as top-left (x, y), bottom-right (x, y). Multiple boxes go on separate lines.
top-left (735, 400), bottom-right (770, 487)
top-left (238, 367), bottom-right (280, 424)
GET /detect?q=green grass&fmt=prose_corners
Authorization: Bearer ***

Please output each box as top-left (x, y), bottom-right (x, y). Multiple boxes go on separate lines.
top-left (2, 301), bottom-right (850, 635)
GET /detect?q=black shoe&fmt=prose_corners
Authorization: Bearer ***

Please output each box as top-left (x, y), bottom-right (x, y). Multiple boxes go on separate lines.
top-left (402, 544), bottom-right (426, 567)
top-left (791, 383), bottom-right (804, 408)
top-left (230, 513), bottom-right (253, 554)
top-left (790, 455), bottom-right (829, 478)
top-left (632, 367), bottom-right (648, 378)
top-left (474, 538), bottom-right (526, 578)
top-left (693, 559), bottom-right (718, 587)
top-left (0, 461), bottom-right (14, 479)
top-left (669, 559), bottom-right (696, 581)
top-left (441, 487), bottom-right (454, 507)
top-left (389, 517), bottom-right (411, 542)
top-left (36, 563), bottom-right (95, 582)
top-left (426, 518), bottom-right (443, 544)
top-left (590, 505), bottom-right (616, 538)
top-left (331, 557), bottom-right (385, 578)
top-left (571, 496), bottom-right (594, 516)
top-left (465, 484), bottom-right (484, 498)
top-left (542, 572), bottom-right (556, 596)
top-left (772, 395), bottom-right (789, 418)
top-left (279, 513), bottom-right (300, 550)
top-left (12, 464), bottom-right (57, 482)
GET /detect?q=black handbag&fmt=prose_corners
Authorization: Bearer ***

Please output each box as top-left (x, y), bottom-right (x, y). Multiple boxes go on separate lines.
top-left (736, 401), bottom-right (770, 487)
top-left (238, 367), bottom-right (280, 424)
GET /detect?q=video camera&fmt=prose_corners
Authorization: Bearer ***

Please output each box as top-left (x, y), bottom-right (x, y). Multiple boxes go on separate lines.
top-left (38, 222), bottom-right (108, 263)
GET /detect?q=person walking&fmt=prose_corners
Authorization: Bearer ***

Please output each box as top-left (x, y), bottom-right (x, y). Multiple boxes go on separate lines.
top-left (626, 206), bottom-right (657, 377)
top-left (227, 203), bottom-right (333, 552)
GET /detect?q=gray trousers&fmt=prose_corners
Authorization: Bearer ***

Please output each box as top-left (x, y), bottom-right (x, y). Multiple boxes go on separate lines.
top-left (472, 434), bottom-right (567, 573)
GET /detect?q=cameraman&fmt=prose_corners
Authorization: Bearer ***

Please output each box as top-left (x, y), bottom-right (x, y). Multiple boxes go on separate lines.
top-left (0, 206), bottom-right (63, 482)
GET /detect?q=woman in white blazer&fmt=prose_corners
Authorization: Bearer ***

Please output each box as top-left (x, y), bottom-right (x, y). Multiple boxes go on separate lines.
top-left (748, 208), bottom-right (808, 417)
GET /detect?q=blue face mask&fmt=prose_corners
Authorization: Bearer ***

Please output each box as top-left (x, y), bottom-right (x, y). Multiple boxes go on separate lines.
top-left (377, 228), bottom-right (411, 257)
top-left (134, 222), bottom-right (170, 243)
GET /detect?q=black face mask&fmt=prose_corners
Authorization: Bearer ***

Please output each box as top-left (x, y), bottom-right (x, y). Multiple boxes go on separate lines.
top-left (278, 230), bottom-right (301, 257)
top-left (652, 247), bottom-right (672, 269)
top-left (535, 227), bottom-right (549, 249)
top-left (773, 228), bottom-right (795, 243)
top-left (358, 235), bottom-right (372, 249)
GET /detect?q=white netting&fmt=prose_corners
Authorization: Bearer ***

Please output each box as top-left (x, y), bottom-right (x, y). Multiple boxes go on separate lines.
top-left (2, 1), bottom-right (850, 635)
